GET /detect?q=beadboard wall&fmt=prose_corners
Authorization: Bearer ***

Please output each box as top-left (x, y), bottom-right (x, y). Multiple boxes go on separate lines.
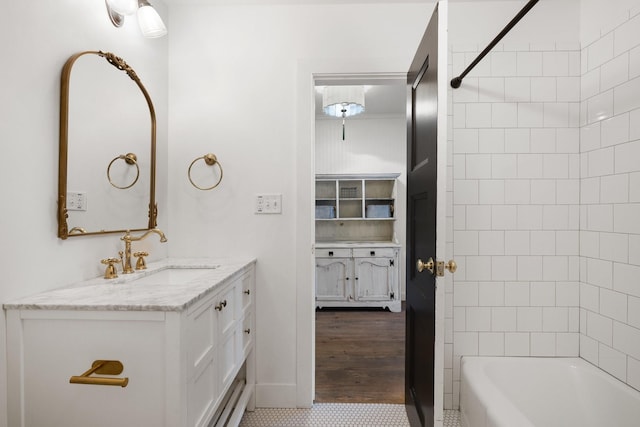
top-left (315, 115), bottom-right (407, 295)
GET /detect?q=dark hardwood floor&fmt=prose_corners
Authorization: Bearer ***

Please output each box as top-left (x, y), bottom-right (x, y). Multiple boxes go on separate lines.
top-left (315, 306), bottom-right (405, 404)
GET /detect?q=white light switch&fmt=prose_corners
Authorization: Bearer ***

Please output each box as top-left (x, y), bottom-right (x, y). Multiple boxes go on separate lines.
top-left (67, 192), bottom-right (87, 211)
top-left (255, 194), bottom-right (282, 214)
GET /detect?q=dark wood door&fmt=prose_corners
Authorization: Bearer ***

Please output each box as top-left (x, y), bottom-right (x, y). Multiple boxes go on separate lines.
top-left (405, 5), bottom-right (439, 427)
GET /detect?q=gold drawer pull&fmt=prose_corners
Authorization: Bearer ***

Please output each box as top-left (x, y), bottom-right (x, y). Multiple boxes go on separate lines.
top-left (69, 360), bottom-right (128, 387)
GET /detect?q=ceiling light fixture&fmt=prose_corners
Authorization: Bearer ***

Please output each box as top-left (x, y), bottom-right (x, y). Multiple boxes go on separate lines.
top-left (105, 0), bottom-right (167, 38)
top-left (322, 86), bottom-right (365, 140)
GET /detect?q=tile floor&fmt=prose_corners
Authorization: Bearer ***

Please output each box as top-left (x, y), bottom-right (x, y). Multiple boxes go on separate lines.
top-left (239, 404), bottom-right (461, 427)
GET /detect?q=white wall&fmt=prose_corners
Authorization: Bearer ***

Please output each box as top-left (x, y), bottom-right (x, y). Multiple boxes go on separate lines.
top-left (167, 1), bottom-right (434, 407)
top-left (0, 1), bottom-right (168, 425)
top-left (578, 5), bottom-right (640, 390)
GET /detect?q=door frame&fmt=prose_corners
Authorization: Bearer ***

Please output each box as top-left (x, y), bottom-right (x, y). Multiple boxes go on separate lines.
top-left (294, 8), bottom-right (448, 418)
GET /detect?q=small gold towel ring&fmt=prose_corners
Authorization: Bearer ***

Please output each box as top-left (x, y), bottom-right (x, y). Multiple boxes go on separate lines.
top-left (188, 153), bottom-right (224, 191)
top-left (107, 153), bottom-right (140, 190)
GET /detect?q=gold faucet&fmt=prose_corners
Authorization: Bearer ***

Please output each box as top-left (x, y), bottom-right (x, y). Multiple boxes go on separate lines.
top-left (119, 229), bottom-right (167, 274)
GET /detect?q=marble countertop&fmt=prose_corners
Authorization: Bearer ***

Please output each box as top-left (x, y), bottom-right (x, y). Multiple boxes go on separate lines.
top-left (315, 241), bottom-right (400, 248)
top-left (3, 258), bottom-right (256, 312)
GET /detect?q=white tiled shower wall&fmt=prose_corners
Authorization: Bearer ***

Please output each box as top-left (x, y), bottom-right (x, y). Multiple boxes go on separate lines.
top-left (446, 7), bottom-right (640, 410)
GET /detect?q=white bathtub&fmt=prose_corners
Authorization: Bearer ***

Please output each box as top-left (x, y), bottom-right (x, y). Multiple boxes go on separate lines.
top-left (460, 357), bottom-right (640, 427)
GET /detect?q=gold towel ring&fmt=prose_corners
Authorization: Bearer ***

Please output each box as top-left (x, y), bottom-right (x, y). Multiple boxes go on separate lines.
top-left (107, 153), bottom-right (140, 189)
top-left (188, 153), bottom-right (224, 191)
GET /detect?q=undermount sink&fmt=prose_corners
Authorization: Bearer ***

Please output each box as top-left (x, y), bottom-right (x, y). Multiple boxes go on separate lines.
top-left (128, 267), bottom-right (217, 285)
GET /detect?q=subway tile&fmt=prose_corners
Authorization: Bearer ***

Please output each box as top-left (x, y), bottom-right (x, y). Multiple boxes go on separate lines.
top-left (580, 307), bottom-right (588, 333)
top-left (580, 230), bottom-right (600, 259)
top-left (630, 108), bottom-right (640, 140)
top-left (491, 52), bottom-right (517, 77)
top-left (505, 332), bottom-right (530, 356)
top-left (517, 52), bottom-right (543, 76)
top-left (479, 282), bottom-right (504, 306)
top-left (600, 174), bottom-right (629, 204)
top-left (557, 77), bottom-right (581, 102)
top-left (580, 122), bottom-right (601, 152)
top-left (478, 78), bottom-right (505, 102)
top-left (465, 256), bottom-right (493, 281)
top-left (531, 77), bottom-right (557, 102)
top-left (587, 257), bottom-right (614, 289)
top-left (466, 307), bottom-right (492, 331)
top-left (505, 281), bottom-right (530, 306)
top-left (454, 282), bottom-right (479, 306)
top-left (630, 234), bottom-right (640, 266)
top-left (479, 231), bottom-right (504, 255)
top-left (626, 356), bottom-right (640, 392)
top-left (530, 231), bottom-right (555, 256)
top-left (453, 180), bottom-right (479, 204)
top-left (492, 307), bottom-right (517, 331)
top-left (467, 103), bottom-right (493, 128)
top-left (453, 103), bottom-right (466, 128)
top-left (601, 53), bottom-right (630, 92)
top-left (517, 307), bottom-right (543, 332)
top-left (569, 307), bottom-right (580, 331)
top-left (479, 129), bottom-right (505, 153)
top-left (466, 205), bottom-right (492, 230)
top-left (599, 232), bottom-right (629, 263)
top-left (504, 42), bottom-right (530, 52)
top-left (544, 154), bottom-right (569, 178)
top-left (454, 307), bottom-right (466, 331)
top-left (531, 180), bottom-right (556, 205)
top-left (556, 333), bottom-right (579, 356)
top-left (580, 100), bottom-right (588, 127)
top-left (557, 179), bottom-right (580, 205)
top-left (518, 103), bottom-right (544, 127)
top-left (614, 76), bottom-right (640, 115)
top-left (492, 103), bottom-right (518, 128)
top-left (478, 332), bottom-right (505, 356)
top-left (479, 180), bottom-right (505, 205)
top-left (453, 77), bottom-right (479, 103)
top-left (491, 256), bottom-right (517, 281)
top-left (531, 333), bottom-right (556, 356)
top-left (543, 51), bottom-right (569, 76)
top-left (599, 344), bottom-right (628, 382)
top-left (580, 176), bottom-right (600, 205)
top-left (492, 205), bottom-right (518, 230)
top-left (581, 68), bottom-right (600, 100)
top-left (568, 154), bottom-right (580, 180)
top-left (587, 311), bottom-right (613, 346)
top-left (581, 282), bottom-right (600, 313)
top-left (600, 288), bottom-right (628, 323)
top-left (466, 51), bottom-right (491, 77)
top-left (505, 231), bottom-right (530, 256)
top-left (588, 32), bottom-right (614, 70)
top-left (491, 154), bottom-right (517, 179)
top-left (530, 42), bottom-right (555, 52)
top-left (453, 155), bottom-right (466, 179)
top-left (543, 307), bottom-right (569, 332)
top-left (569, 102), bottom-right (580, 127)
top-left (630, 45), bottom-right (640, 79)
top-left (613, 203), bottom-right (640, 234)
top-left (580, 334), bottom-right (599, 365)
top-left (454, 231), bottom-right (479, 255)
top-left (531, 129), bottom-right (556, 153)
top-left (614, 13), bottom-right (640, 57)
top-left (505, 128), bottom-right (531, 153)
top-left (543, 205), bottom-right (570, 230)
top-left (629, 296), bottom-right (640, 329)
top-left (543, 256), bottom-right (569, 281)
top-left (504, 77), bottom-right (530, 102)
top-left (588, 147), bottom-right (615, 177)
top-left (615, 140), bottom-right (640, 174)
top-left (556, 281), bottom-right (579, 306)
top-left (504, 180), bottom-right (530, 205)
top-left (517, 255), bottom-right (543, 281)
top-left (601, 113), bottom-right (630, 148)
top-left (556, 128), bottom-right (579, 153)
top-left (517, 154), bottom-right (544, 179)
top-left (517, 205), bottom-right (543, 231)
top-left (531, 282), bottom-right (556, 307)
top-left (568, 51), bottom-right (581, 77)
top-left (600, 8), bottom-right (632, 36)
top-left (587, 204), bottom-right (614, 232)
top-left (454, 129), bottom-right (479, 153)
top-left (556, 231), bottom-right (579, 255)
top-left (569, 254), bottom-right (580, 279)
top-left (587, 90), bottom-right (614, 123)
top-left (613, 322), bottom-right (640, 360)
top-left (453, 332), bottom-right (479, 356)
top-left (613, 262), bottom-right (640, 298)
top-left (466, 154), bottom-right (492, 179)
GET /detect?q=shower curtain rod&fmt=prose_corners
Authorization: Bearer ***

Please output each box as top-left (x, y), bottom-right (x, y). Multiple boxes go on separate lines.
top-left (451, 0), bottom-right (539, 89)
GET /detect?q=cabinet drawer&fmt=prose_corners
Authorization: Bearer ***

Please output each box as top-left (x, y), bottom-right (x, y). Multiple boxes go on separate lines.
top-left (352, 247), bottom-right (397, 258)
top-left (241, 313), bottom-right (253, 358)
top-left (240, 272), bottom-right (254, 316)
top-left (316, 248), bottom-right (351, 258)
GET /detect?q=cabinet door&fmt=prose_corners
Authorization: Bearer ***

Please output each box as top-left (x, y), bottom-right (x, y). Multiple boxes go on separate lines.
top-left (354, 257), bottom-right (394, 301)
top-left (315, 258), bottom-right (351, 301)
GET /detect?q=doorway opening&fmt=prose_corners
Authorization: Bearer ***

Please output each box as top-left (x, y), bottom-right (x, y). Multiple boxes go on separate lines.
top-left (312, 76), bottom-right (407, 404)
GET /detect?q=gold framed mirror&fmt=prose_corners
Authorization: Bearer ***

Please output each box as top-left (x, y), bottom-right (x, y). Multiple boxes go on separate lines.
top-left (58, 51), bottom-right (157, 239)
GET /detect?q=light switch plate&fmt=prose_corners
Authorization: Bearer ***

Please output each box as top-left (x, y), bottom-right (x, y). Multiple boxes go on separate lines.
top-left (255, 194), bottom-right (282, 214)
top-left (67, 192), bottom-right (87, 211)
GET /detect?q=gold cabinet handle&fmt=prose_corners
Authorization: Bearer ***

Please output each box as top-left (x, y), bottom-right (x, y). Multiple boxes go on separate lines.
top-left (416, 257), bottom-right (434, 274)
top-left (215, 300), bottom-right (227, 311)
top-left (69, 360), bottom-right (128, 387)
top-left (445, 259), bottom-right (457, 273)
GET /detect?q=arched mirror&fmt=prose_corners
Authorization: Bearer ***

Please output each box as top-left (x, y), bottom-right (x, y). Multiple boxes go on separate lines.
top-left (58, 51), bottom-right (157, 239)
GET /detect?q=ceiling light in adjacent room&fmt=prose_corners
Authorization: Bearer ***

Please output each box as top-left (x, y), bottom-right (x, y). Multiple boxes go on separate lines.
top-left (322, 86), bottom-right (365, 140)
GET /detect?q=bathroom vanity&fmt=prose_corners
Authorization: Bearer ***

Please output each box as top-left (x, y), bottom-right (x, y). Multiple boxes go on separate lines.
top-left (4, 258), bottom-right (256, 427)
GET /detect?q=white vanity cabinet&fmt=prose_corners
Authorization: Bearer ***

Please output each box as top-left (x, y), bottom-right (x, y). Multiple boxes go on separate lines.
top-left (4, 260), bottom-right (256, 427)
top-left (315, 245), bottom-right (400, 312)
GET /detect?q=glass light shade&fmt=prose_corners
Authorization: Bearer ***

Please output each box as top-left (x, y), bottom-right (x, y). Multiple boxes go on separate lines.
top-left (322, 86), bottom-right (365, 117)
top-left (137, 4), bottom-right (167, 38)
top-left (107, 0), bottom-right (137, 15)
